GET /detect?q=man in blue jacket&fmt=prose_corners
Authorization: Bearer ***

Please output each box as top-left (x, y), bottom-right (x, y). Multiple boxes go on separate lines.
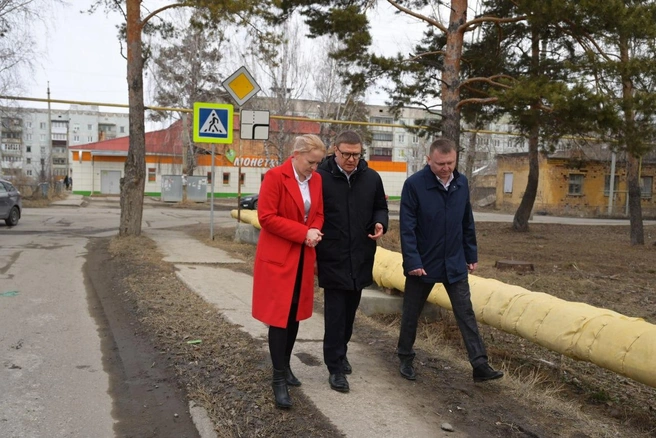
top-left (397, 137), bottom-right (503, 383)
top-left (316, 130), bottom-right (389, 393)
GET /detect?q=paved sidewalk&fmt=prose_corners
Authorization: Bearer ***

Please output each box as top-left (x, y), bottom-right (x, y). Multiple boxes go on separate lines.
top-left (145, 229), bottom-right (466, 438)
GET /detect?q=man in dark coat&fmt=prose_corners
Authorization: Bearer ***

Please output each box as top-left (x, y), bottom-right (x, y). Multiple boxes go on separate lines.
top-left (397, 137), bottom-right (503, 383)
top-left (316, 130), bottom-right (389, 393)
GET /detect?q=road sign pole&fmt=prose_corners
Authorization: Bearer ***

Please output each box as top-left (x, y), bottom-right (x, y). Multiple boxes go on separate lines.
top-left (237, 105), bottom-right (242, 223)
top-left (210, 143), bottom-right (215, 240)
top-left (193, 102), bottom-right (233, 241)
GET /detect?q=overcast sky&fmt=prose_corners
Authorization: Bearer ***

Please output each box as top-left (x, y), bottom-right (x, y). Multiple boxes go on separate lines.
top-left (25, 2), bottom-right (425, 124)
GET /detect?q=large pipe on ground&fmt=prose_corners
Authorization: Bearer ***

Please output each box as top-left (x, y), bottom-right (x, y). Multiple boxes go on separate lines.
top-left (232, 211), bottom-right (655, 389)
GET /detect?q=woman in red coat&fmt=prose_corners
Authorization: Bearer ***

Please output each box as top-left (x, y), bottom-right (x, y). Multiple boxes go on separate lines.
top-left (252, 134), bottom-right (325, 409)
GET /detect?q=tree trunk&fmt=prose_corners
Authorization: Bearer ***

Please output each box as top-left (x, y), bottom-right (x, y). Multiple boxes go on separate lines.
top-left (119, 0), bottom-right (146, 237)
top-left (619, 36), bottom-right (644, 245)
top-left (513, 126), bottom-right (539, 232)
top-left (626, 153), bottom-right (644, 245)
top-left (441, 0), bottom-right (466, 148)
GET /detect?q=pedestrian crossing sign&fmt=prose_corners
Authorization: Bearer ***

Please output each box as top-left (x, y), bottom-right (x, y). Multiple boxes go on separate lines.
top-left (193, 102), bottom-right (234, 144)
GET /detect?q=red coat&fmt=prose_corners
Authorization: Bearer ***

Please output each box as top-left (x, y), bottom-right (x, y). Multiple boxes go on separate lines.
top-left (252, 158), bottom-right (324, 328)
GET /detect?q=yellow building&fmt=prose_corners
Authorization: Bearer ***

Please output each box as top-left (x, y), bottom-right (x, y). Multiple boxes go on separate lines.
top-left (496, 146), bottom-right (656, 217)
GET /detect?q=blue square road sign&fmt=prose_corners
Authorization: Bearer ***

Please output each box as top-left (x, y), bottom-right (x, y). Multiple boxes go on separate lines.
top-left (193, 102), bottom-right (234, 144)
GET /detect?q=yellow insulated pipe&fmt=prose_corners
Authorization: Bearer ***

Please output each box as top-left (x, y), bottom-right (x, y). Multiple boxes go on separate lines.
top-left (231, 215), bottom-right (656, 389)
top-left (372, 247), bottom-right (656, 389)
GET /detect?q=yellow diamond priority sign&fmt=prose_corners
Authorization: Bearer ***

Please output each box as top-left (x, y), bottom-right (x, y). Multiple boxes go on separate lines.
top-left (222, 66), bottom-right (261, 107)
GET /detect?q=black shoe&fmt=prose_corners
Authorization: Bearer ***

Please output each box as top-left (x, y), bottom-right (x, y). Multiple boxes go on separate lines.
top-left (284, 356), bottom-right (301, 386)
top-left (272, 369), bottom-right (292, 408)
top-left (342, 356), bottom-right (352, 375)
top-left (285, 366), bottom-right (301, 387)
top-left (399, 356), bottom-right (416, 380)
top-left (473, 363), bottom-right (504, 382)
top-left (328, 373), bottom-right (350, 393)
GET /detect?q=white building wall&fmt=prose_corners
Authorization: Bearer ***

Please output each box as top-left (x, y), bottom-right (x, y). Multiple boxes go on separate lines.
top-left (377, 171), bottom-right (406, 199)
top-left (1, 106), bottom-right (130, 180)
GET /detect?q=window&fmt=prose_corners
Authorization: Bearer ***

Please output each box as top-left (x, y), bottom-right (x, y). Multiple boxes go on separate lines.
top-left (398, 134), bottom-right (405, 143)
top-left (240, 173), bottom-right (245, 186)
top-left (222, 172), bottom-right (230, 185)
top-left (52, 121), bottom-right (67, 129)
top-left (40, 147), bottom-right (45, 155)
top-left (26, 158), bottom-right (31, 164)
top-left (503, 173), bottom-right (513, 193)
top-left (261, 173), bottom-right (266, 182)
top-left (52, 133), bottom-right (66, 140)
top-left (206, 171), bottom-right (212, 184)
top-left (370, 116), bottom-right (393, 125)
top-left (88, 124), bottom-right (92, 130)
top-left (40, 122), bottom-right (46, 129)
top-left (372, 132), bottom-right (393, 141)
top-left (40, 134), bottom-right (46, 141)
top-left (73, 135), bottom-right (80, 142)
top-left (87, 136), bottom-right (93, 142)
top-left (26, 170), bottom-right (32, 176)
top-left (120, 126), bottom-right (125, 133)
top-left (26, 146), bottom-right (31, 153)
top-left (604, 175), bottom-right (619, 196)
top-left (372, 148), bottom-right (392, 156)
top-left (148, 167), bottom-right (156, 182)
top-left (26, 133), bottom-right (32, 140)
top-left (568, 174), bottom-right (584, 195)
top-left (640, 176), bottom-right (653, 198)
top-left (53, 158), bottom-right (66, 165)
top-left (26, 121), bottom-right (32, 128)
top-left (412, 135), bottom-right (419, 144)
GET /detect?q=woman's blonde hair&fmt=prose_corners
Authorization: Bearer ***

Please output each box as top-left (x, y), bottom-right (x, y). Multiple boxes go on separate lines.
top-left (292, 134), bottom-right (326, 154)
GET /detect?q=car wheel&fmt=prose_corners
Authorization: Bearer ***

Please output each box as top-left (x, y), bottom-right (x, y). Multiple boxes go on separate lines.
top-left (5, 206), bottom-right (19, 226)
top-left (253, 199), bottom-right (258, 210)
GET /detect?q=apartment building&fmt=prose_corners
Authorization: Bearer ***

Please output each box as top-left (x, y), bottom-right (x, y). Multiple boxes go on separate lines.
top-left (0, 105), bottom-right (129, 180)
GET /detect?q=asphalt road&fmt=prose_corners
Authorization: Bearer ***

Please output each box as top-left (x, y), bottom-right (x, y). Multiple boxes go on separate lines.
top-left (0, 202), bottom-right (235, 438)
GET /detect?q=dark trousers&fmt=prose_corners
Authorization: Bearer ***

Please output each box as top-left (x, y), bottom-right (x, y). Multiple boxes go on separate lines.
top-left (268, 248), bottom-right (303, 370)
top-left (397, 276), bottom-right (488, 368)
top-left (323, 288), bottom-right (362, 374)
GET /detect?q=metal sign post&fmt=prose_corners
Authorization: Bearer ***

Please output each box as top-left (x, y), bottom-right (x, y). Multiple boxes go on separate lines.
top-left (222, 66), bottom-right (262, 223)
top-left (192, 102), bottom-right (234, 240)
top-left (210, 143), bottom-right (215, 239)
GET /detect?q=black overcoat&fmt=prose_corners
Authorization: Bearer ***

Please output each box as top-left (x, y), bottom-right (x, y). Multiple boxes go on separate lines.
top-left (316, 156), bottom-right (389, 290)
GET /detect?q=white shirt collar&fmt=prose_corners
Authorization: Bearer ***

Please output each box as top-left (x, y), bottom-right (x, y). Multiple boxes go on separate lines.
top-left (437, 172), bottom-right (454, 189)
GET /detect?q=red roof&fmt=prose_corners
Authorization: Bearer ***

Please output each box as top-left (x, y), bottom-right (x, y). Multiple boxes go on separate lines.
top-left (69, 115), bottom-right (321, 154)
top-left (69, 120), bottom-right (184, 155)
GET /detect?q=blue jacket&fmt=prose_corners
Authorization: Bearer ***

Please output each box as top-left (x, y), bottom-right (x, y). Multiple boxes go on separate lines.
top-left (400, 166), bottom-right (477, 284)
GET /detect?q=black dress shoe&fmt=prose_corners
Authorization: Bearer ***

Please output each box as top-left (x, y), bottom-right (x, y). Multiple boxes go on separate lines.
top-left (285, 366), bottom-right (301, 387)
top-left (272, 369), bottom-right (292, 408)
top-left (399, 356), bottom-right (416, 380)
top-left (473, 363), bottom-right (504, 382)
top-left (328, 373), bottom-right (350, 393)
top-left (342, 356), bottom-right (352, 375)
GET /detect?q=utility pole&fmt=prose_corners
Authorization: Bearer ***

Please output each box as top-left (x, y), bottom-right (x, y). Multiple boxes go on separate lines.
top-left (47, 82), bottom-right (53, 183)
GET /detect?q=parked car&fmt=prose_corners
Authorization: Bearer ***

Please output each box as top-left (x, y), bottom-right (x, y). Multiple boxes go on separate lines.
top-left (240, 194), bottom-right (259, 210)
top-left (0, 178), bottom-right (22, 226)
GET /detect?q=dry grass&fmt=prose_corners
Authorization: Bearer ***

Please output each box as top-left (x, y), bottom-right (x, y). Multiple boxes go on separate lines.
top-left (107, 234), bottom-right (342, 438)
top-left (108, 219), bottom-right (656, 437)
top-left (206, 218), bottom-right (656, 436)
